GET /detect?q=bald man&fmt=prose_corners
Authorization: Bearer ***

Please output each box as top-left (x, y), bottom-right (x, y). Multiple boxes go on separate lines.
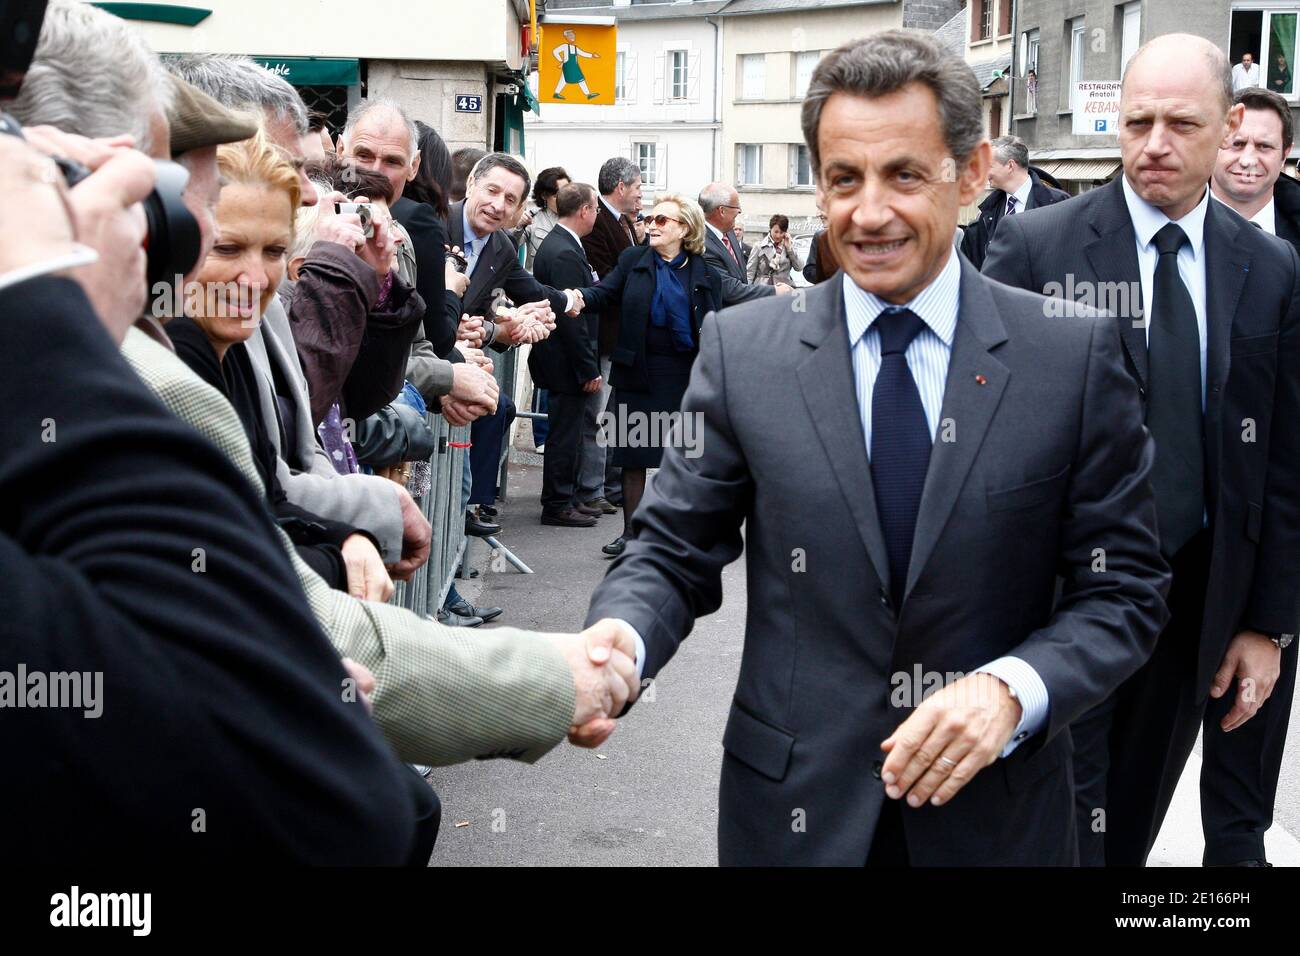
top-left (985, 35), bottom-right (1300, 866)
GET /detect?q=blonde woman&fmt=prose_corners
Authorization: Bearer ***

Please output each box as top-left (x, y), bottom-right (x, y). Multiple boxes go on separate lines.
top-left (571, 193), bottom-right (722, 556)
top-left (167, 130), bottom-right (394, 602)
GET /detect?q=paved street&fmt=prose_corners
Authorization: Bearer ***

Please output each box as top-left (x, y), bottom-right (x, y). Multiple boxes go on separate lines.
top-left (432, 459), bottom-right (1300, 866)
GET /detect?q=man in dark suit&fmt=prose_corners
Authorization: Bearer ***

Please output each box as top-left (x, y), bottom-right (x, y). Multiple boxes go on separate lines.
top-left (984, 35), bottom-right (1300, 867)
top-left (579, 156), bottom-right (643, 511)
top-left (530, 182), bottom-right (604, 528)
top-left (583, 31), bottom-right (1170, 866)
top-left (446, 153), bottom-right (574, 527)
top-left (959, 135), bottom-right (1069, 269)
top-left (1201, 85), bottom-right (1300, 867)
top-left (698, 182), bottom-right (790, 304)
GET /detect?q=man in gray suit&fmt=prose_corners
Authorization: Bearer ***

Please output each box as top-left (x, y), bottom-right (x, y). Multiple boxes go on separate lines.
top-left (584, 31), bottom-right (1170, 865)
top-left (699, 183), bottom-right (793, 304)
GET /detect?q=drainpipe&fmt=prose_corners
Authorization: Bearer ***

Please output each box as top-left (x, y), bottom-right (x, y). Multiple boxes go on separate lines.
top-left (1009, 0), bottom-right (1018, 131)
top-left (708, 15), bottom-right (721, 181)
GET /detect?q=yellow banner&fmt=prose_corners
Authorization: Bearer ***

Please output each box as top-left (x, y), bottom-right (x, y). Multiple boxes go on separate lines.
top-left (538, 23), bottom-right (617, 105)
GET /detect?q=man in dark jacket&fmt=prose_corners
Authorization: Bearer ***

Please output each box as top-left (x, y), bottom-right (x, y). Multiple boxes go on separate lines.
top-left (531, 183), bottom-right (604, 528)
top-left (1204, 85), bottom-right (1300, 867)
top-left (960, 136), bottom-right (1069, 269)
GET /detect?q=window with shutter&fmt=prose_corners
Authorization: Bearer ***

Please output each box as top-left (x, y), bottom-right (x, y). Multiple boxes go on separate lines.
top-left (741, 54), bottom-right (766, 100)
top-left (625, 52), bottom-right (638, 104)
top-left (653, 52), bottom-right (666, 104)
top-left (794, 51), bottom-right (819, 98)
top-left (688, 51), bottom-right (701, 102)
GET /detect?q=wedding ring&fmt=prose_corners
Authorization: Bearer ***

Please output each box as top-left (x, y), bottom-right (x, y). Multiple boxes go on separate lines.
top-left (936, 756), bottom-right (958, 769)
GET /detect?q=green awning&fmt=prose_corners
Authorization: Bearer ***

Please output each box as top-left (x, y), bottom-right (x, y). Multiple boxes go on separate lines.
top-left (518, 82), bottom-right (541, 117)
top-left (250, 57), bottom-right (359, 87)
top-left (93, 3), bottom-right (213, 26)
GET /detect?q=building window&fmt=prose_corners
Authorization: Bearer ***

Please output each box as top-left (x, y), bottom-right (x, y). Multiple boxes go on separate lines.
top-left (998, 0), bottom-right (1013, 37)
top-left (972, 0), bottom-right (992, 42)
top-left (634, 142), bottom-right (659, 188)
top-left (669, 49), bottom-right (689, 101)
top-left (737, 144), bottom-right (763, 186)
top-left (794, 51), bottom-right (819, 99)
top-left (1066, 17), bottom-right (1085, 112)
top-left (741, 54), bottom-right (766, 100)
top-left (1120, 2), bottom-right (1141, 77)
top-left (1020, 28), bottom-right (1040, 114)
top-left (1232, 7), bottom-right (1298, 98)
top-left (615, 52), bottom-right (627, 101)
top-left (789, 144), bottom-right (813, 187)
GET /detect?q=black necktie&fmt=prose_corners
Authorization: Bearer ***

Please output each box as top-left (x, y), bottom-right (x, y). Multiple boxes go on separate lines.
top-left (1146, 222), bottom-right (1205, 557)
top-left (1006, 195), bottom-right (1019, 216)
top-left (870, 307), bottom-right (931, 608)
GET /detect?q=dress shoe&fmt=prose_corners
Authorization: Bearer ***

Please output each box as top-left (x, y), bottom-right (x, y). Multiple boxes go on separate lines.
top-left (542, 508), bottom-right (598, 528)
top-left (479, 503), bottom-right (499, 518)
top-left (583, 497), bottom-right (618, 515)
top-left (574, 502), bottom-right (604, 516)
top-left (605, 494), bottom-right (624, 508)
top-left (602, 535), bottom-right (626, 556)
top-left (447, 597), bottom-right (503, 624)
top-left (465, 509), bottom-right (500, 537)
top-left (435, 607), bottom-right (483, 627)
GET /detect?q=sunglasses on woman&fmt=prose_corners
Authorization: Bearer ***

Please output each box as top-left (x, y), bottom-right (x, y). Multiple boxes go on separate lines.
top-left (649, 214), bottom-right (684, 227)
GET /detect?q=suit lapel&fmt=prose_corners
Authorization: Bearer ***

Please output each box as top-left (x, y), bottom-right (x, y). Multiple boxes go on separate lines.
top-left (1202, 198), bottom-right (1250, 492)
top-left (1084, 178), bottom-right (1148, 387)
top-left (795, 279), bottom-right (891, 589)
top-left (906, 262), bottom-right (1010, 600)
top-left (464, 234), bottom-right (502, 314)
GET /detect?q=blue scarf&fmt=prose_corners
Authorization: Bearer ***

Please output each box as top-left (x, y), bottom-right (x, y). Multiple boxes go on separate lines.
top-left (650, 250), bottom-right (694, 352)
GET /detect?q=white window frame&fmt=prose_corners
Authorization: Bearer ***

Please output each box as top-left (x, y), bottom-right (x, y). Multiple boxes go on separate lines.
top-left (736, 144), bottom-right (763, 187)
top-left (1243, 6), bottom-right (1300, 101)
top-left (633, 141), bottom-right (661, 189)
top-left (615, 50), bottom-right (628, 102)
top-left (740, 53), bottom-right (766, 101)
top-left (669, 48), bottom-right (689, 101)
top-left (1120, 2), bottom-right (1141, 77)
top-left (1067, 18), bottom-right (1086, 112)
top-left (793, 50), bottom-right (820, 99)
top-left (789, 144), bottom-right (813, 188)
top-left (1019, 28), bottom-right (1040, 77)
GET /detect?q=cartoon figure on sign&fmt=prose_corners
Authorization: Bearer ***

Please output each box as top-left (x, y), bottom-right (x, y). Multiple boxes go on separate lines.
top-left (553, 29), bottom-right (600, 100)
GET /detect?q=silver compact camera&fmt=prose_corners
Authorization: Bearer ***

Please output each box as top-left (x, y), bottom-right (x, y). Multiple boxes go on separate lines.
top-left (335, 201), bottom-right (374, 239)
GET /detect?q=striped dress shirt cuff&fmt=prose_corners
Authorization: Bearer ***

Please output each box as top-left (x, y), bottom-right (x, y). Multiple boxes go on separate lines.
top-left (975, 656), bottom-right (1050, 757)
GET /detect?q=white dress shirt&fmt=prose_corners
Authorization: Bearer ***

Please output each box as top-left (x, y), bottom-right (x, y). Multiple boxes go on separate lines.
top-left (1006, 175), bottom-right (1033, 216)
top-left (1121, 175), bottom-right (1209, 409)
top-left (1211, 188), bottom-right (1276, 235)
top-left (615, 248), bottom-right (1049, 757)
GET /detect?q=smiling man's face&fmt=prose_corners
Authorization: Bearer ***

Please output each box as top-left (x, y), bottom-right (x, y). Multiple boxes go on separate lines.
top-left (815, 85), bottom-right (986, 304)
top-left (1214, 107), bottom-right (1285, 206)
top-left (465, 165), bottom-right (527, 236)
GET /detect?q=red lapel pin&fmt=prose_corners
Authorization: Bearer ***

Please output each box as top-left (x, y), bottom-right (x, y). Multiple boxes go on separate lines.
top-left (975, 374), bottom-right (987, 385)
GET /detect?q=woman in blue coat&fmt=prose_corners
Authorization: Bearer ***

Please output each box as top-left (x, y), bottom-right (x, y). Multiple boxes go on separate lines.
top-left (574, 194), bottom-right (722, 556)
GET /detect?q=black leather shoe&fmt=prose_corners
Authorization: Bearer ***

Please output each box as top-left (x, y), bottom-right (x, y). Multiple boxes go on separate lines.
top-left (447, 598), bottom-right (502, 623)
top-left (465, 510), bottom-right (500, 537)
top-left (542, 508), bottom-right (598, 528)
top-left (583, 497), bottom-right (617, 514)
top-left (602, 535), bottom-right (626, 556)
top-left (478, 504), bottom-right (499, 518)
top-left (574, 502), bottom-right (604, 516)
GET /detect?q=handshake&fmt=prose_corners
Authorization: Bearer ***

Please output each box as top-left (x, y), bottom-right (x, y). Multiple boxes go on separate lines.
top-left (494, 299), bottom-right (556, 345)
top-left (550, 619), bottom-right (641, 748)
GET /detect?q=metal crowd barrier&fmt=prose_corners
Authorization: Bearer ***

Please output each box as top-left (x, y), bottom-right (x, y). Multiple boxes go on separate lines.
top-left (392, 416), bottom-right (469, 619)
top-left (391, 342), bottom-right (525, 617)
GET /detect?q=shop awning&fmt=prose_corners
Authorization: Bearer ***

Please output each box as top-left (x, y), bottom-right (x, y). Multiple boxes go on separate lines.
top-left (1035, 159), bottom-right (1121, 181)
top-left (250, 57), bottom-right (359, 87)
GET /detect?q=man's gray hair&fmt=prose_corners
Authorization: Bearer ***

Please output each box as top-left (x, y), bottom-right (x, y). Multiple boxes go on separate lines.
top-left (469, 152), bottom-right (532, 204)
top-left (342, 98), bottom-right (418, 158)
top-left (697, 183), bottom-right (733, 215)
top-left (991, 135), bottom-right (1029, 170)
top-left (801, 30), bottom-right (983, 176)
top-left (9, 0), bottom-right (171, 153)
top-left (166, 54), bottom-right (308, 135)
top-left (598, 156), bottom-right (641, 196)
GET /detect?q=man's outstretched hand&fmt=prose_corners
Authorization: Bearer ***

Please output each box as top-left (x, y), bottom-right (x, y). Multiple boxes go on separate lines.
top-left (550, 618), bottom-right (640, 748)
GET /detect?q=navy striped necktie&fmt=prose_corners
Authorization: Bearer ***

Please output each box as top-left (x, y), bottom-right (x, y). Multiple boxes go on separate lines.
top-left (870, 306), bottom-right (932, 609)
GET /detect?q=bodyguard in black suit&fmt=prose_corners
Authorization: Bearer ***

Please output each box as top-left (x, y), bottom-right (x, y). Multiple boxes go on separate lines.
top-left (984, 36), bottom-right (1300, 867)
top-left (583, 32), bottom-right (1169, 865)
top-left (959, 136), bottom-right (1069, 270)
top-left (1200, 87), bottom-right (1300, 867)
top-left (530, 183), bottom-right (604, 526)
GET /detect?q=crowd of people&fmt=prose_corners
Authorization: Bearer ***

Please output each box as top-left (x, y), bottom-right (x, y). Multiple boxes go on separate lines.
top-left (3, 0), bottom-right (1297, 870)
